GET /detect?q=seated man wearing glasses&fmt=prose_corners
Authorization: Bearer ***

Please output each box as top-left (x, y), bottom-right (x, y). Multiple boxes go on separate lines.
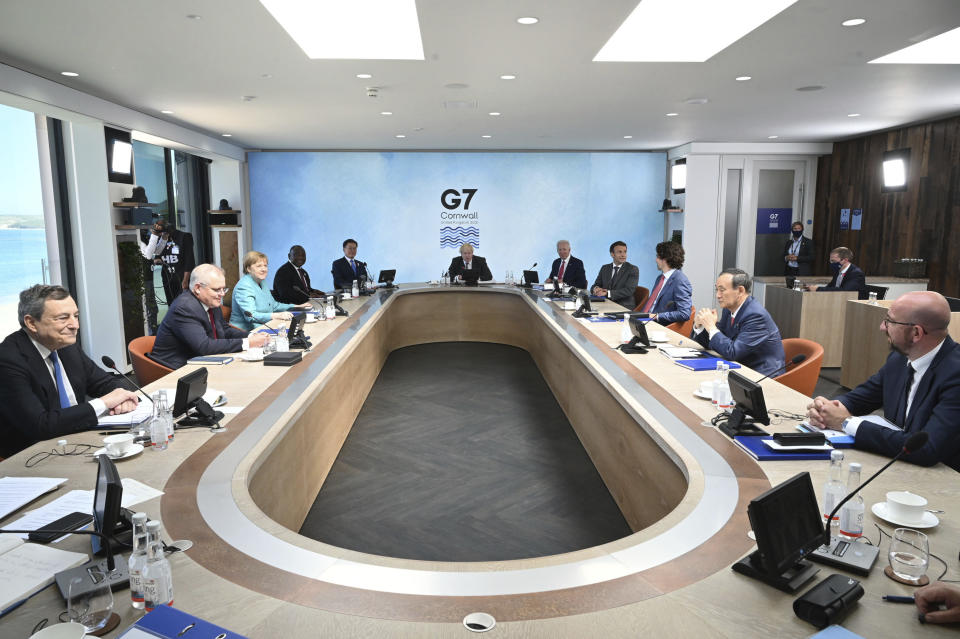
top-left (807, 291), bottom-right (960, 469)
top-left (152, 264), bottom-right (270, 369)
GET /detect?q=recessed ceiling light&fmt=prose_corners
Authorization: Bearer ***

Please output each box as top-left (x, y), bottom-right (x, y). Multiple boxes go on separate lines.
top-left (768, 135), bottom-right (779, 139)
top-left (847, 113), bottom-right (861, 117)
top-left (160, 110), bottom-right (174, 115)
top-left (796, 85), bottom-right (824, 92)
top-left (500, 74), bottom-right (516, 80)
top-left (186, 14), bottom-right (201, 20)
top-left (241, 95), bottom-right (257, 102)
top-left (488, 112), bottom-right (501, 116)
top-left (870, 25), bottom-right (960, 64)
top-left (481, 135), bottom-right (492, 139)
top-left (623, 135), bottom-right (633, 139)
top-left (517, 17), bottom-right (539, 25)
top-left (221, 133), bottom-right (232, 137)
top-left (594, 0), bottom-right (799, 62)
top-left (395, 134), bottom-right (406, 138)
top-left (666, 112), bottom-right (679, 117)
top-left (356, 73), bottom-right (372, 79)
top-left (380, 111), bottom-right (393, 116)
top-left (60, 71), bottom-right (79, 77)
top-left (735, 75), bottom-right (752, 81)
top-left (842, 18), bottom-right (866, 27)
top-left (684, 97), bottom-right (709, 105)
top-left (261, 73), bottom-right (273, 79)
top-left (259, 0), bottom-right (424, 60)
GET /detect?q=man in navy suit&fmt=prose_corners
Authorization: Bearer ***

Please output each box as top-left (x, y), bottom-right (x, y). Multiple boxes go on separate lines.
top-left (152, 264), bottom-right (269, 369)
top-left (807, 291), bottom-right (960, 469)
top-left (810, 246), bottom-right (865, 292)
top-left (331, 238), bottom-right (368, 290)
top-left (692, 268), bottom-right (785, 377)
top-left (545, 240), bottom-right (587, 290)
top-left (448, 243), bottom-right (493, 282)
top-left (0, 284), bottom-right (140, 457)
top-left (640, 241), bottom-right (692, 325)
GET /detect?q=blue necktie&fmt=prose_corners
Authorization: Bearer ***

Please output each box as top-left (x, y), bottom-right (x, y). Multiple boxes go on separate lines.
top-left (49, 350), bottom-right (71, 408)
top-left (351, 259), bottom-right (357, 274)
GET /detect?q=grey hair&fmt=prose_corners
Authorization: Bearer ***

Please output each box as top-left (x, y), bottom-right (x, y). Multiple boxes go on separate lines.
top-left (189, 264), bottom-right (225, 290)
top-left (719, 268), bottom-right (752, 293)
top-left (18, 284), bottom-right (71, 328)
top-left (556, 239), bottom-right (571, 248)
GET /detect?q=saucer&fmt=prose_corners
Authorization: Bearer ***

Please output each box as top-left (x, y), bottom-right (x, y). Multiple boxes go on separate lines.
top-left (648, 334), bottom-right (670, 343)
top-left (871, 502), bottom-right (938, 528)
top-left (238, 352), bottom-right (264, 362)
top-left (94, 443), bottom-right (144, 461)
top-left (305, 315), bottom-right (318, 323)
top-left (694, 389), bottom-right (713, 400)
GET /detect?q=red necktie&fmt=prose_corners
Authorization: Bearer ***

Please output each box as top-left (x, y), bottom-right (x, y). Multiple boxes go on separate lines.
top-left (557, 260), bottom-right (566, 282)
top-left (641, 275), bottom-right (664, 313)
top-left (208, 309), bottom-right (218, 339)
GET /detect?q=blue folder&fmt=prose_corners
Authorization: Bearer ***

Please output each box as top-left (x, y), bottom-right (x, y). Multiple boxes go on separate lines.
top-left (733, 436), bottom-right (832, 461)
top-left (674, 357), bottom-right (741, 371)
top-left (118, 604), bottom-right (249, 639)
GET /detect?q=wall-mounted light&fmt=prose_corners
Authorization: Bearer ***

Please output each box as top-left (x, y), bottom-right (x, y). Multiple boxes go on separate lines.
top-left (671, 158), bottom-right (687, 194)
top-left (881, 148), bottom-right (910, 192)
top-left (104, 126), bottom-right (134, 184)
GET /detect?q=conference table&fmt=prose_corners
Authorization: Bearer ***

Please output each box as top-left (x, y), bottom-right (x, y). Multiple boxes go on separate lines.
top-left (1, 284), bottom-right (957, 638)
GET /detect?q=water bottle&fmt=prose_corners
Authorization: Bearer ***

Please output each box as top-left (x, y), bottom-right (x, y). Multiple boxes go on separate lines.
top-left (317, 298), bottom-right (327, 321)
top-left (717, 362), bottom-right (733, 410)
top-left (712, 361), bottom-right (724, 407)
top-left (839, 462), bottom-right (864, 539)
top-left (868, 291), bottom-right (878, 305)
top-left (325, 296), bottom-right (336, 320)
top-left (127, 512), bottom-right (149, 609)
top-left (149, 393), bottom-right (167, 451)
top-left (352, 279), bottom-right (359, 297)
top-left (793, 279), bottom-right (802, 291)
top-left (156, 390), bottom-right (174, 442)
top-left (822, 449), bottom-right (845, 543)
top-left (276, 326), bottom-right (290, 352)
top-left (142, 520), bottom-right (173, 611)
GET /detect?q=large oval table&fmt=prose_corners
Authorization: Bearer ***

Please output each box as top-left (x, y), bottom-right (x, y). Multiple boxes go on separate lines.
top-left (1, 285), bottom-right (957, 638)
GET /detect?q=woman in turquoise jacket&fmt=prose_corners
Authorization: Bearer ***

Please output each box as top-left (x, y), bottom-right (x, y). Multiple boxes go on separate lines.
top-left (230, 251), bottom-right (311, 330)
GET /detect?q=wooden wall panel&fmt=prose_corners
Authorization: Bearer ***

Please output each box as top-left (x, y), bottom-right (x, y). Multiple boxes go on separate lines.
top-left (813, 114), bottom-right (960, 296)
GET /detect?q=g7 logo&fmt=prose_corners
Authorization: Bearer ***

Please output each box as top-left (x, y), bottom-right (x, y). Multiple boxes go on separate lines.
top-left (441, 188), bottom-right (477, 210)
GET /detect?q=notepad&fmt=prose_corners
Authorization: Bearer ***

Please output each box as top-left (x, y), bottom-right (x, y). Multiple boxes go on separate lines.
top-left (186, 355), bottom-right (234, 365)
top-left (0, 535), bottom-right (88, 614)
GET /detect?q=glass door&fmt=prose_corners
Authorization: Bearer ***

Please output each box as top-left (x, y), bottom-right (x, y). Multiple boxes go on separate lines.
top-left (740, 161), bottom-right (805, 277)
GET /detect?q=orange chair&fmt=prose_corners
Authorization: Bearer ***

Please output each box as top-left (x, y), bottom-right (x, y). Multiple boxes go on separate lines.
top-left (664, 305), bottom-right (695, 338)
top-left (127, 336), bottom-right (173, 386)
top-left (632, 286), bottom-right (650, 310)
top-left (775, 338), bottom-right (824, 397)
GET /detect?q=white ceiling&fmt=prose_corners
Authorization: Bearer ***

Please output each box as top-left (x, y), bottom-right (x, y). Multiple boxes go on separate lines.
top-left (1, 0), bottom-right (959, 151)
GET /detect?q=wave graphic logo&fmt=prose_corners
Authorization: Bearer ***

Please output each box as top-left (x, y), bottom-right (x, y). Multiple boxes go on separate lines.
top-left (440, 226), bottom-right (479, 249)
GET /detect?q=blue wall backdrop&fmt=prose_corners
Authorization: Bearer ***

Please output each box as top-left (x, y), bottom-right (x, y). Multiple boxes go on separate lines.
top-left (248, 152), bottom-right (666, 292)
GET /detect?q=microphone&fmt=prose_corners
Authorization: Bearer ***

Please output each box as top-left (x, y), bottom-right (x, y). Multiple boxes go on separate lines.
top-left (522, 262), bottom-right (537, 287)
top-left (243, 310), bottom-right (278, 335)
top-left (101, 356), bottom-right (151, 403)
top-left (292, 285), bottom-right (313, 303)
top-left (820, 431), bottom-right (929, 547)
top-left (752, 354), bottom-right (807, 385)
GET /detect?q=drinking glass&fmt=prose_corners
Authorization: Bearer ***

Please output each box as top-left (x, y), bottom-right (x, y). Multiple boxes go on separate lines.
top-left (67, 571), bottom-right (114, 633)
top-left (888, 527), bottom-right (929, 582)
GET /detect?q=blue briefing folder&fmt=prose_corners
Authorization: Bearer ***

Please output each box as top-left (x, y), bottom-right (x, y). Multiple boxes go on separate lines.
top-left (674, 357), bottom-right (741, 371)
top-left (118, 604), bottom-right (249, 639)
top-left (734, 436), bottom-right (832, 461)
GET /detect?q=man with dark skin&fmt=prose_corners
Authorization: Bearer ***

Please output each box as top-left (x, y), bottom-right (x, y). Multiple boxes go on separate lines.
top-left (273, 245), bottom-right (325, 305)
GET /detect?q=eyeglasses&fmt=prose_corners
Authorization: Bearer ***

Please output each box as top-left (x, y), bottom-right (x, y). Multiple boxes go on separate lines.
top-left (882, 316), bottom-right (915, 327)
top-left (201, 284), bottom-right (230, 295)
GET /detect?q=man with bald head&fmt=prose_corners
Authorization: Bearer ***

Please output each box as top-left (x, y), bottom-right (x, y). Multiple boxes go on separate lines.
top-left (807, 291), bottom-right (960, 469)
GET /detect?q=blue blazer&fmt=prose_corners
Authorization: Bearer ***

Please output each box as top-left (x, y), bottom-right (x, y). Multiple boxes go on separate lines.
top-left (819, 263), bottom-right (865, 292)
top-left (646, 270), bottom-right (693, 325)
top-left (546, 256), bottom-right (588, 290)
top-left (837, 336), bottom-right (960, 470)
top-left (331, 257), bottom-right (368, 290)
top-left (692, 296), bottom-right (785, 377)
top-left (152, 291), bottom-right (248, 369)
top-left (230, 273), bottom-right (297, 331)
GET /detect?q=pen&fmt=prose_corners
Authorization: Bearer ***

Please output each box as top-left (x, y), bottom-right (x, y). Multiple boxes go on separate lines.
top-left (882, 595), bottom-right (915, 603)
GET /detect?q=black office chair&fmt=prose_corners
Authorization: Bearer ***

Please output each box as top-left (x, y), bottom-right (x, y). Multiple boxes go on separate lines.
top-left (858, 284), bottom-right (889, 301)
top-left (945, 296), bottom-right (960, 312)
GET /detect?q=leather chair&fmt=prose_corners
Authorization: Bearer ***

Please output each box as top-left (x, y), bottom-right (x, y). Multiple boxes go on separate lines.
top-left (632, 286), bottom-right (650, 310)
top-left (664, 305), bottom-right (695, 338)
top-left (775, 338), bottom-right (824, 397)
top-left (127, 336), bottom-right (173, 386)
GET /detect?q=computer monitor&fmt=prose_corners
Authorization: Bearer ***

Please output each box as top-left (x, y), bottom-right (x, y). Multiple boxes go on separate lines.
top-left (522, 270), bottom-right (539, 286)
top-left (378, 269), bottom-right (396, 288)
top-left (173, 367), bottom-right (222, 426)
top-left (732, 472), bottom-right (824, 592)
top-left (720, 370), bottom-right (770, 437)
top-left (618, 316), bottom-right (650, 354)
top-left (91, 455), bottom-right (124, 556)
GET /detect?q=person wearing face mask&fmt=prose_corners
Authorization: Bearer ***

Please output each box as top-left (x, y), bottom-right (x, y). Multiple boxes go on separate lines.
top-left (808, 246), bottom-right (865, 292)
top-left (782, 221), bottom-right (814, 287)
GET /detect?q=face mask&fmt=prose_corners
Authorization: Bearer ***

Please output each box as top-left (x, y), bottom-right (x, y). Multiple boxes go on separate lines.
top-left (792, 230), bottom-right (802, 239)
top-left (829, 261), bottom-right (841, 273)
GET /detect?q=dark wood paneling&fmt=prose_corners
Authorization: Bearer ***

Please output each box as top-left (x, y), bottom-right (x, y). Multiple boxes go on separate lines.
top-left (813, 114), bottom-right (960, 296)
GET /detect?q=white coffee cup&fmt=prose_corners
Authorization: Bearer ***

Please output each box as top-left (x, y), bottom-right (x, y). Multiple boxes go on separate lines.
top-left (885, 491), bottom-right (927, 524)
top-left (342, 291), bottom-right (352, 299)
top-left (247, 347), bottom-right (263, 360)
top-left (104, 433), bottom-right (135, 457)
top-left (563, 300), bottom-right (576, 310)
top-left (698, 381), bottom-right (714, 395)
top-left (543, 282), bottom-right (554, 291)
top-left (29, 622), bottom-right (87, 639)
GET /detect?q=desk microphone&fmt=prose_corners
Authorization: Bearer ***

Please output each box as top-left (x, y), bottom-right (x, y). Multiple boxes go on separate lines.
top-left (521, 262), bottom-right (537, 287)
top-left (818, 430), bottom-right (929, 547)
top-left (101, 355), bottom-right (151, 403)
top-left (752, 354), bottom-right (807, 385)
top-left (297, 287), bottom-right (348, 316)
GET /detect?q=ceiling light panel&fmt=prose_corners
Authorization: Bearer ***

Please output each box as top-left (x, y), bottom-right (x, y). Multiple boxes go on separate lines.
top-left (260, 0), bottom-right (424, 60)
top-left (869, 25), bottom-right (960, 64)
top-left (594, 0), bottom-right (799, 62)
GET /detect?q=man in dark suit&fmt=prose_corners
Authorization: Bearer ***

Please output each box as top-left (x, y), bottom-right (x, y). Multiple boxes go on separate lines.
top-left (641, 241), bottom-right (693, 326)
top-left (692, 268), bottom-right (785, 377)
top-left (152, 264), bottom-right (270, 369)
top-left (807, 291), bottom-right (960, 469)
top-left (274, 245), bottom-right (324, 304)
top-left (810, 246), bottom-right (865, 292)
top-left (448, 243), bottom-right (493, 282)
top-left (545, 240), bottom-right (587, 290)
top-left (0, 285), bottom-right (140, 458)
top-left (592, 241), bottom-right (640, 308)
top-left (331, 238), bottom-right (368, 290)
top-left (783, 221), bottom-right (814, 286)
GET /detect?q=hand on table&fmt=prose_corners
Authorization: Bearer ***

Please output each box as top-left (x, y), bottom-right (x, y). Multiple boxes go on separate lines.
top-left (272, 311), bottom-right (293, 321)
top-left (100, 388), bottom-right (139, 414)
top-left (916, 582), bottom-right (960, 624)
top-left (592, 286), bottom-right (606, 297)
top-left (249, 332), bottom-right (270, 348)
top-left (806, 396), bottom-right (851, 431)
top-left (297, 303), bottom-right (313, 310)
